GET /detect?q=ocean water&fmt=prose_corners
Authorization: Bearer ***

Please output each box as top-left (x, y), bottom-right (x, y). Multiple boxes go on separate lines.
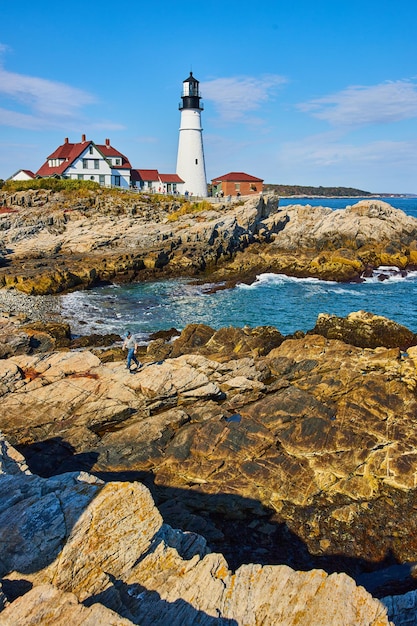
top-left (60, 197), bottom-right (417, 341)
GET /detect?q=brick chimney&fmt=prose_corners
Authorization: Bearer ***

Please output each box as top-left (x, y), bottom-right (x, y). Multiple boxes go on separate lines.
top-left (64, 137), bottom-right (69, 144)
top-left (81, 134), bottom-right (86, 143)
top-left (105, 138), bottom-right (110, 147)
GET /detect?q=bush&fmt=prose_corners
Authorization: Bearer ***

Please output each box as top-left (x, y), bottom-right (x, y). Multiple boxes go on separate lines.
top-left (3, 178), bottom-right (101, 193)
top-left (167, 199), bottom-right (213, 221)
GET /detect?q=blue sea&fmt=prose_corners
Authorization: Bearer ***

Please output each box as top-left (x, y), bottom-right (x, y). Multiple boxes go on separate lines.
top-left (60, 197), bottom-right (417, 341)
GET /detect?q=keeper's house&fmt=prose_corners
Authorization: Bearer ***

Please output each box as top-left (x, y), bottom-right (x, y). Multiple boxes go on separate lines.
top-left (211, 172), bottom-right (263, 196)
top-left (9, 135), bottom-right (185, 193)
top-left (35, 135), bottom-right (132, 188)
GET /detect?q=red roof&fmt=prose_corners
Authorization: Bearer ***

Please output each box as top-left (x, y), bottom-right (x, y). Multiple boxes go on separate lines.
top-left (21, 170), bottom-right (36, 178)
top-left (159, 173), bottom-right (184, 183)
top-left (96, 143), bottom-right (131, 169)
top-left (36, 137), bottom-right (131, 177)
top-left (132, 169), bottom-right (160, 182)
top-left (211, 172), bottom-right (264, 183)
top-left (36, 141), bottom-right (90, 176)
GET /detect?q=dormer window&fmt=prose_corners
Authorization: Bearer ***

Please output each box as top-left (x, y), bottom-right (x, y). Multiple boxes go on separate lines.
top-left (48, 158), bottom-right (64, 167)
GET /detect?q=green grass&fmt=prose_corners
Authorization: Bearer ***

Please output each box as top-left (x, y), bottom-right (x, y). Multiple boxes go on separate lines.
top-left (2, 178), bottom-right (101, 193)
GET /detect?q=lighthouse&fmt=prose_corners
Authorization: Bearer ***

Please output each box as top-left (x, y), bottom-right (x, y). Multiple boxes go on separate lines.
top-left (176, 72), bottom-right (208, 198)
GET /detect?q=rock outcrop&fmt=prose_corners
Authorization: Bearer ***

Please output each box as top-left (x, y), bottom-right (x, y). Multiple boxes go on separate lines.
top-left (0, 435), bottom-right (393, 625)
top-left (310, 310), bottom-right (417, 349)
top-left (2, 313), bottom-right (417, 608)
top-left (210, 199), bottom-right (417, 284)
top-left (1, 190), bottom-right (417, 293)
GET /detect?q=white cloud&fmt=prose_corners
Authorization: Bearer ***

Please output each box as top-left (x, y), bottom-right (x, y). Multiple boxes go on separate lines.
top-left (0, 65), bottom-right (96, 128)
top-left (280, 132), bottom-right (417, 168)
top-left (202, 74), bottom-right (287, 123)
top-left (298, 80), bottom-right (417, 127)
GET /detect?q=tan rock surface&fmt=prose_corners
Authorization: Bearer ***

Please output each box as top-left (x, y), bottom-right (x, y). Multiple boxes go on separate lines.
top-left (0, 584), bottom-right (134, 625)
top-left (1, 190), bottom-right (417, 293)
top-left (0, 437), bottom-right (393, 625)
top-left (1, 322), bottom-right (417, 575)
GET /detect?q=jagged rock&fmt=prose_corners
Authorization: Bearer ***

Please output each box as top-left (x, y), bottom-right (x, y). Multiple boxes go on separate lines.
top-left (0, 327), bottom-right (30, 358)
top-left (1, 329), bottom-right (417, 584)
top-left (0, 584), bottom-right (134, 625)
top-left (310, 310), bottom-right (417, 349)
top-left (170, 323), bottom-right (284, 359)
top-left (22, 321), bottom-right (72, 349)
top-left (211, 199), bottom-right (417, 283)
top-left (0, 319), bottom-right (72, 358)
top-left (1, 192), bottom-right (417, 293)
top-left (0, 435), bottom-right (393, 625)
top-left (170, 323), bottom-right (216, 357)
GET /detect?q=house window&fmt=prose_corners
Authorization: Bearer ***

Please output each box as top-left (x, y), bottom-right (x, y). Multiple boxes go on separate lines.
top-left (89, 146), bottom-right (93, 154)
top-left (99, 175), bottom-right (105, 185)
top-left (235, 183), bottom-right (241, 191)
top-left (114, 175), bottom-right (121, 186)
top-left (94, 160), bottom-right (99, 169)
top-left (77, 174), bottom-right (84, 180)
top-left (115, 158), bottom-right (121, 166)
top-left (83, 159), bottom-right (88, 169)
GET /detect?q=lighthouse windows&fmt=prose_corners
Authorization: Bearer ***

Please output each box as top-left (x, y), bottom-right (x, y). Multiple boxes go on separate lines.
top-left (195, 159), bottom-right (198, 165)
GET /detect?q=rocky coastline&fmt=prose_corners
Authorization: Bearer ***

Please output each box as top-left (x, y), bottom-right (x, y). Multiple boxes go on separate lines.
top-left (1, 303), bottom-right (417, 623)
top-left (1, 189), bottom-right (417, 294)
top-left (2, 189), bottom-right (417, 623)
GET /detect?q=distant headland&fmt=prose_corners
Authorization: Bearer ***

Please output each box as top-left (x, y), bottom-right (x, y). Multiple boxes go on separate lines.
top-left (263, 183), bottom-right (415, 197)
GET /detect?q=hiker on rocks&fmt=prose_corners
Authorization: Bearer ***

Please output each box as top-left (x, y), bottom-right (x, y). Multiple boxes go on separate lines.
top-left (123, 331), bottom-right (141, 372)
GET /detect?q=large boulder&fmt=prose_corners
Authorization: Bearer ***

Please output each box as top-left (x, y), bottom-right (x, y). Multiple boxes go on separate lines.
top-left (170, 323), bottom-right (284, 359)
top-left (310, 310), bottom-right (417, 349)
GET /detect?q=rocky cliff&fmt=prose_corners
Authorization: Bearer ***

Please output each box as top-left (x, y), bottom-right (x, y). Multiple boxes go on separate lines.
top-left (2, 309), bottom-right (417, 623)
top-left (1, 189), bottom-right (417, 293)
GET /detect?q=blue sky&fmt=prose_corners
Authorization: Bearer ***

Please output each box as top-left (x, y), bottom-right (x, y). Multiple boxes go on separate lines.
top-left (1, 0), bottom-right (417, 193)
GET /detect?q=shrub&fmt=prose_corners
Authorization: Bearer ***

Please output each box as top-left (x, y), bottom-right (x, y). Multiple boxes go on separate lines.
top-left (167, 199), bottom-right (212, 221)
top-left (3, 179), bottom-right (101, 193)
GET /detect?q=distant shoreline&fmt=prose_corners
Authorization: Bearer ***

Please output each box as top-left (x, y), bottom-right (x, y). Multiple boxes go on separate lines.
top-left (275, 194), bottom-right (417, 199)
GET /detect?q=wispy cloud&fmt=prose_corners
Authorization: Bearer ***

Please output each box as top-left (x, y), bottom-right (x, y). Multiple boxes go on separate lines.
top-left (202, 74), bottom-right (287, 123)
top-left (0, 46), bottom-right (123, 131)
top-left (298, 80), bottom-right (417, 127)
top-left (0, 67), bottom-right (96, 128)
top-left (281, 132), bottom-right (417, 167)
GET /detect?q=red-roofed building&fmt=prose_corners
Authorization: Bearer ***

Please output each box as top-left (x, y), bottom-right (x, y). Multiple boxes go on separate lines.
top-left (8, 169), bottom-right (36, 182)
top-left (131, 169), bottom-right (160, 191)
top-left (159, 173), bottom-right (184, 194)
top-left (131, 170), bottom-right (184, 194)
top-left (211, 172), bottom-right (263, 197)
top-left (13, 135), bottom-right (188, 194)
top-left (36, 135), bottom-right (132, 188)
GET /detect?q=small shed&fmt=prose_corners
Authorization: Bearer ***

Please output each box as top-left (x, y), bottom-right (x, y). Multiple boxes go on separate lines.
top-left (211, 172), bottom-right (263, 196)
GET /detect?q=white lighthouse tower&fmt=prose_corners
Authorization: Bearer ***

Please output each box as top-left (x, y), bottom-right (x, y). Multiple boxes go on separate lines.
top-left (176, 72), bottom-right (208, 198)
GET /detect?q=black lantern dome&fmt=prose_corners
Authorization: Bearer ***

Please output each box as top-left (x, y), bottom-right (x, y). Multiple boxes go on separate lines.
top-left (179, 72), bottom-right (203, 111)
